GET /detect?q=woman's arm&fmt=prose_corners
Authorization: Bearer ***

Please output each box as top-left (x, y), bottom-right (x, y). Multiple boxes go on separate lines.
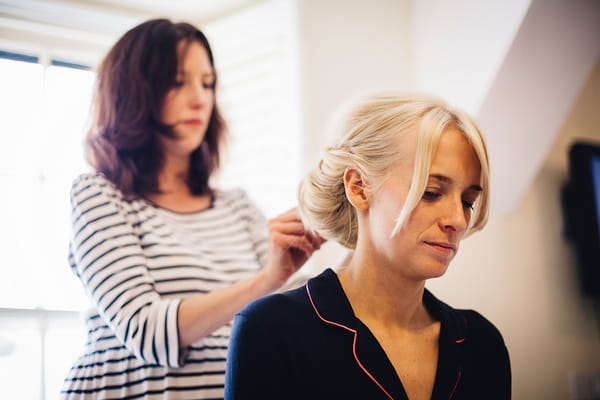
top-left (71, 175), bottom-right (321, 366)
top-left (177, 207), bottom-right (323, 347)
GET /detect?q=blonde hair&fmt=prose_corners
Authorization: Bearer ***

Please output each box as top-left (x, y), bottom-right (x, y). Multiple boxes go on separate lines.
top-left (298, 93), bottom-right (490, 249)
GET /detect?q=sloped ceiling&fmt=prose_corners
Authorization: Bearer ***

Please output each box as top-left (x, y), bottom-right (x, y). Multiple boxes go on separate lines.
top-left (476, 0), bottom-right (600, 215)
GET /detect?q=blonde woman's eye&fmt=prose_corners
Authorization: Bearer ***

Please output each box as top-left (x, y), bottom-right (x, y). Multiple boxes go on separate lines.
top-left (422, 191), bottom-right (441, 202)
top-left (462, 199), bottom-right (476, 210)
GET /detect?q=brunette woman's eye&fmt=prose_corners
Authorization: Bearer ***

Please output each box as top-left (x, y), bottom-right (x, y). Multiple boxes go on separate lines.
top-left (203, 80), bottom-right (216, 89)
top-left (172, 80), bottom-right (184, 88)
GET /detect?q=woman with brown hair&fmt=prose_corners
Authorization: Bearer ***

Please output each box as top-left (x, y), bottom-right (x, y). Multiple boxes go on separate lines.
top-left (61, 18), bottom-right (321, 399)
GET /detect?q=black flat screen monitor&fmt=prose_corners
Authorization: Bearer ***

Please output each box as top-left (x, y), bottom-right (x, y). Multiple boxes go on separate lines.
top-left (561, 140), bottom-right (600, 300)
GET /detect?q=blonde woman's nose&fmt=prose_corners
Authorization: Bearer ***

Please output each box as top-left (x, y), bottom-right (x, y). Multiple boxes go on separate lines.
top-left (439, 197), bottom-right (468, 233)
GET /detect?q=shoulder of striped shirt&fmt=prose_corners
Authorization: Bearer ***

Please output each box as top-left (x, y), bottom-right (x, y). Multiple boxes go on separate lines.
top-left (72, 172), bottom-right (258, 214)
top-left (71, 171), bottom-right (115, 194)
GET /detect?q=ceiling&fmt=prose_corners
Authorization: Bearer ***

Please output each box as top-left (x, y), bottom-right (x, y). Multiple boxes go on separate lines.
top-left (86, 0), bottom-right (259, 18)
top-left (82, 0), bottom-right (265, 23)
top-left (0, 0), bottom-right (265, 36)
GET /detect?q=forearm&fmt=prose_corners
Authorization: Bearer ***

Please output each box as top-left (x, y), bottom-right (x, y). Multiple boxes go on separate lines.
top-left (178, 206), bottom-right (324, 348)
top-left (177, 268), bottom-right (280, 347)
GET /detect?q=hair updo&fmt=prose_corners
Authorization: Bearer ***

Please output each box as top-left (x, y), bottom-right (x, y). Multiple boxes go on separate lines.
top-left (298, 93), bottom-right (490, 249)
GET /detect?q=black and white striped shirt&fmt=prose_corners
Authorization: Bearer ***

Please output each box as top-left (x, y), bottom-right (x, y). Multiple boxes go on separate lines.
top-left (61, 172), bottom-right (268, 399)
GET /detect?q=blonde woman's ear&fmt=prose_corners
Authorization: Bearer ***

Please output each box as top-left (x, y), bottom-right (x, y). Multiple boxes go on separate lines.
top-left (343, 167), bottom-right (369, 210)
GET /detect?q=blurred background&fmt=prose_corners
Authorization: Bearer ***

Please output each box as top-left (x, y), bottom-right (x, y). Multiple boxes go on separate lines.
top-left (0, 0), bottom-right (599, 398)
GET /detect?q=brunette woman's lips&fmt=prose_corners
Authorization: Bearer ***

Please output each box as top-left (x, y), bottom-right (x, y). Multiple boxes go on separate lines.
top-left (182, 119), bottom-right (203, 126)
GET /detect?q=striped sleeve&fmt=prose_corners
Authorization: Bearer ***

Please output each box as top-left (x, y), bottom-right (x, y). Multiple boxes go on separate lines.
top-left (68, 173), bottom-right (183, 368)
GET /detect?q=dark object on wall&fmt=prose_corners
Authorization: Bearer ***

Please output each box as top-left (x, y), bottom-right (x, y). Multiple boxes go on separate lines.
top-left (561, 140), bottom-right (600, 300)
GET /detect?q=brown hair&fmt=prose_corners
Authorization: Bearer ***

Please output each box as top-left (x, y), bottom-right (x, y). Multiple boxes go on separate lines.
top-left (85, 18), bottom-right (226, 197)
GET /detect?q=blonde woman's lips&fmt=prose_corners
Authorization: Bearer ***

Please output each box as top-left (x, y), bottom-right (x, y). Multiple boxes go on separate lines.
top-left (424, 241), bottom-right (456, 255)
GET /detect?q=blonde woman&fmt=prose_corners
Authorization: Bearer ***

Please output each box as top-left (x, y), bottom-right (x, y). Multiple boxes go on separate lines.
top-left (225, 94), bottom-right (511, 399)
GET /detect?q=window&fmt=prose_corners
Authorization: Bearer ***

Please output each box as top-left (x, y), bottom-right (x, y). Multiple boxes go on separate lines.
top-left (207, 0), bottom-right (302, 217)
top-left (0, 53), bottom-right (94, 312)
top-left (0, 51), bottom-right (93, 399)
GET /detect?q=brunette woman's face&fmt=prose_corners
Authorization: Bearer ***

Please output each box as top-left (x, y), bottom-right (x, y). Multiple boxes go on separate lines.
top-left (366, 127), bottom-right (482, 282)
top-left (160, 40), bottom-right (215, 159)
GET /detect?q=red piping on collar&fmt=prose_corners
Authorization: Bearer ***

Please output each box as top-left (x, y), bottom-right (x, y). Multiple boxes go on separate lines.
top-left (448, 338), bottom-right (465, 399)
top-left (305, 282), bottom-right (394, 400)
top-left (448, 369), bottom-right (461, 399)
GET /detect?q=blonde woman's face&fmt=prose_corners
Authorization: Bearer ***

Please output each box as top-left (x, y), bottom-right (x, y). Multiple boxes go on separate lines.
top-left (366, 127), bottom-right (482, 281)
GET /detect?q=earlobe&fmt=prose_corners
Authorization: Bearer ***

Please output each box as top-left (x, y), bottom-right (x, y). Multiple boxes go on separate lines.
top-left (343, 167), bottom-right (369, 210)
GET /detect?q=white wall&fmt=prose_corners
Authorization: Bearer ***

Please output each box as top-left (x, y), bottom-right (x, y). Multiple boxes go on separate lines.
top-left (296, 0), bottom-right (413, 168)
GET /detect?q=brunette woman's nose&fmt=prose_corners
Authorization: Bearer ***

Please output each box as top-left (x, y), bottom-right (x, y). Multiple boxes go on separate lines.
top-left (189, 82), bottom-right (209, 108)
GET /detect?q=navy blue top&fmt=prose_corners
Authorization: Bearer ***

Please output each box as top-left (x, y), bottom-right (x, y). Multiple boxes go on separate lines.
top-left (225, 268), bottom-right (511, 399)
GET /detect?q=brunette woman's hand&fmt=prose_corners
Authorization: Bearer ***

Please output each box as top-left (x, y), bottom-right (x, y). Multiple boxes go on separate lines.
top-left (261, 207), bottom-right (325, 290)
